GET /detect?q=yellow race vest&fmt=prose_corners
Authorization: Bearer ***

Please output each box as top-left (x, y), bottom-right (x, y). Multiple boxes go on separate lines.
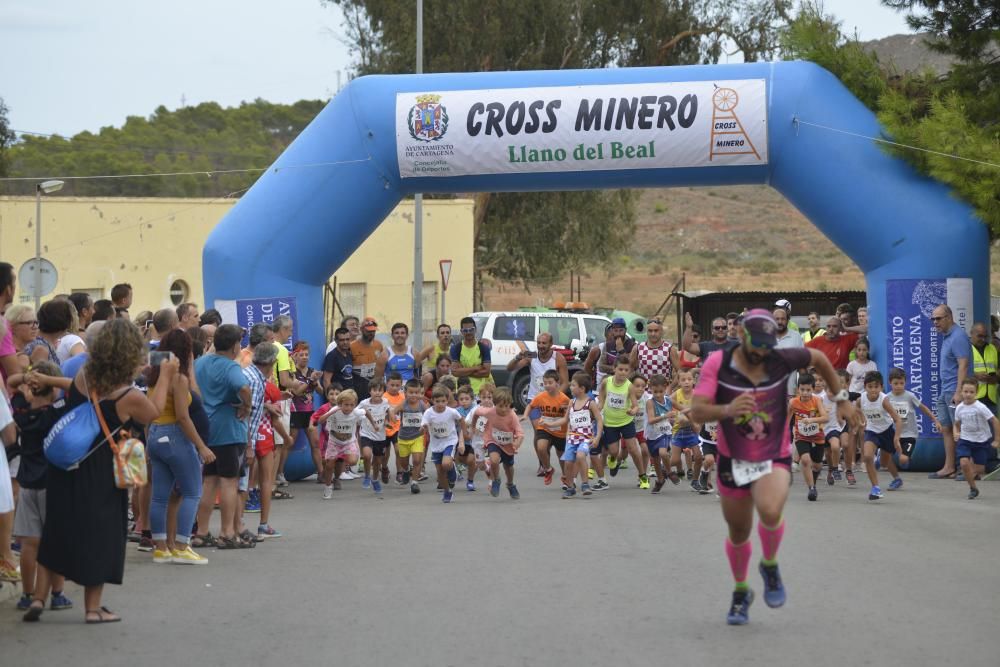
top-left (971, 343), bottom-right (998, 403)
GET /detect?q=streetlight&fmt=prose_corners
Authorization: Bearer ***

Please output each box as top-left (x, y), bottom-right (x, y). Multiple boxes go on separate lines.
top-left (34, 179), bottom-right (64, 308)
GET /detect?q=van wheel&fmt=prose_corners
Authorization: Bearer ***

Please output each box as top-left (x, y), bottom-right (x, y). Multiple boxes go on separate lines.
top-left (512, 372), bottom-right (531, 413)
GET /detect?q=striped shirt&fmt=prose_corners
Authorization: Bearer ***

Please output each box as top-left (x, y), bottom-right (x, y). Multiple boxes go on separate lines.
top-left (242, 364), bottom-right (267, 445)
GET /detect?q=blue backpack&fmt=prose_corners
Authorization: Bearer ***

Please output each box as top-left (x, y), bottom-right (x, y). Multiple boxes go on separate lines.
top-left (43, 400), bottom-right (101, 470)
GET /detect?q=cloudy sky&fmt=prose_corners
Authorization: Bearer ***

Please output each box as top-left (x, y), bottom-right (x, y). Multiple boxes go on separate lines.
top-left (1, 0), bottom-right (913, 137)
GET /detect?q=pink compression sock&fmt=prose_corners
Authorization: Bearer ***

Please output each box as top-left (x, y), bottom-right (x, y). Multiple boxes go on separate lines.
top-left (725, 538), bottom-right (752, 586)
top-left (758, 519), bottom-right (785, 564)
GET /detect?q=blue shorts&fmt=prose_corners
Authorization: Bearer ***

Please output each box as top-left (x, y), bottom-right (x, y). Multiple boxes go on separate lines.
top-left (561, 441), bottom-right (591, 461)
top-left (825, 429), bottom-right (843, 444)
top-left (646, 435), bottom-right (670, 455)
top-left (600, 422), bottom-right (636, 447)
top-left (671, 429), bottom-right (700, 449)
top-left (956, 439), bottom-right (990, 465)
top-left (864, 428), bottom-right (896, 454)
top-left (431, 445), bottom-right (455, 465)
top-left (934, 394), bottom-right (956, 427)
top-left (486, 443), bottom-right (515, 467)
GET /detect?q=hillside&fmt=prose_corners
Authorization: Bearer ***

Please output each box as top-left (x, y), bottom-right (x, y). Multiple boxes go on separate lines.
top-left (483, 184), bottom-right (1000, 315)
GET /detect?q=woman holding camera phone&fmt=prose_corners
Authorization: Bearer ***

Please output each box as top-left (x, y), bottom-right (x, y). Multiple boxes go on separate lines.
top-left (145, 330), bottom-right (216, 566)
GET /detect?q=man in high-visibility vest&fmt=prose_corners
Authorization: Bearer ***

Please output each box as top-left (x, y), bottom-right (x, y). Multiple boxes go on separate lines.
top-left (970, 321), bottom-right (998, 413)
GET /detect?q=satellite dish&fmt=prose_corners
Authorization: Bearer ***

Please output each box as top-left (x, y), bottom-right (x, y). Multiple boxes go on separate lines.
top-left (18, 258), bottom-right (58, 299)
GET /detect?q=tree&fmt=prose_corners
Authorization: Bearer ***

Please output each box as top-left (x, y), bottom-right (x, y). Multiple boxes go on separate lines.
top-left (0, 97), bottom-right (15, 177)
top-left (327, 0), bottom-right (791, 305)
top-left (3, 99), bottom-right (326, 198)
top-left (780, 1), bottom-right (1000, 236)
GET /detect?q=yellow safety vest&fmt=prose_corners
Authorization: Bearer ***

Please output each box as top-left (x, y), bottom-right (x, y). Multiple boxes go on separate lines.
top-left (802, 328), bottom-right (825, 343)
top-left (971, 344), bottom-right (998, 403)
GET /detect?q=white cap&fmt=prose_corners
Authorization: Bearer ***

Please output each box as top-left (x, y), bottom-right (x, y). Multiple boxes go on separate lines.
top-left (775, 298), bottom-right (791, 311)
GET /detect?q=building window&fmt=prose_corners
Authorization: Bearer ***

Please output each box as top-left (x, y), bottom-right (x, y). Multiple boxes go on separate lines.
top-left (338, 283), bottom-right (366, 322)
top-left (169, 279), bottom-right (189, 306)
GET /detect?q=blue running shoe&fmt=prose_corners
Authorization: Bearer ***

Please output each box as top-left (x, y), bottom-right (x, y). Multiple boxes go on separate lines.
top-left (443, 490), bottom-right (453, 503)
top-left (372, 479), bottom-right (382, 494)
top-left (888, 477), bottom-right (903, 491)
top-left (362, 475), bottom-right (371, 489)
top-left (50, 591), bottom-right (73, 610)
top-left (758, 562), bottom-right (786, 608)
top-left (466, 480), bottom-right (475, 492)
top-left (868, 485), bottom-right (883, 500)
top-left (561, 487), bottom-right (576, 499)
top-left (244, 491), bottom-right (261, 514)
top-left (490, 479), bottom-right (501, 497)
top-left (507, 483), bottom-right (520, 500)
top-left (16, 593), bottom-right (32, 611)
top-left (726, 588), bottom-right (754, 625)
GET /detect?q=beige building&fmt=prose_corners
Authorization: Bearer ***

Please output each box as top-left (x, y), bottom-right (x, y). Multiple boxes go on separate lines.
top-left (0, 196), bottom-right (473, 338)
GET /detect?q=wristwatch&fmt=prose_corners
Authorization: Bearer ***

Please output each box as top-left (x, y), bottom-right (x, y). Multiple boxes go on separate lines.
top-left (833, 389), bottom-right (850, 402)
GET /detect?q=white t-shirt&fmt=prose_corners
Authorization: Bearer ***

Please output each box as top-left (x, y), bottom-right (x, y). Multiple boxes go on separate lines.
top-left (422, 406), bottom-right (462, 453)
top-left (632, 391), bottom-right (650, 432)
top-left (0, 396), bottom-right (13, 513)
top-left (847, 360), bottom-right (877, 394)
top-left (888, 390), bottom-right (923, 439)
top-left (465, 405), bottom-right (489, 451)
top-left (56, 333), bottom-right (85, 364)
top-left (358, 398), bottom-right (390, 441)
top-left (954, 401), bottom-right (995, 443)
top-left (326, 407), bottom-right (366, 441)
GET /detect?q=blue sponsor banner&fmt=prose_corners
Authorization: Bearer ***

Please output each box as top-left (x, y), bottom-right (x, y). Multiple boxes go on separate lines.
top-left (885, 279), bottom-right (943, 439)
top-left (235, 296), bottom-right (298, 351)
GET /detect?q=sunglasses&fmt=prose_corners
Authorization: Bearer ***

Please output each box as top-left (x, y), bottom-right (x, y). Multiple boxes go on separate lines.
top-left (460, 327), bottom-right (476, 334)
top-left (647, 318), bottom-right (662, 325)
top-left (713, 325), bottom-right (727, 330)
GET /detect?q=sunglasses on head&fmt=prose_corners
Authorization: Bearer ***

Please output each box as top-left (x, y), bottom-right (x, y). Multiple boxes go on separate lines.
top-left (647, 318), bottom-right (662, 325)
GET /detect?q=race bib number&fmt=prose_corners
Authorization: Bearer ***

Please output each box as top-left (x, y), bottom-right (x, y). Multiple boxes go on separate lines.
top-left (608, 393), bottom-right (626, 410)
top-left (402, 414), bottom-right (422, 429)
top-left (492, 428), bottom-right (514, 445)
top-left (359, 362), bottom-right (376, 380)
top-left (475, 416), bottom-right (487, 433)
top-left (431, 423), bottom-right (452, 439)
top-left (865, 410), bottom-right (884, 424)
top-left (705, 422), bottom-right (718, 440)
top-left (333, 420), bottom-right (354, 436)
top-left (798, 421), bottom-right (820, 437)
top-left (533, 375), bottom-right (544, 391)
top-left (569, 411), bottom-right (590, 430)
top-left (371, 416), bottom-right (385, 430)
top-left (731, 459), bottom-right (772, 486)
top-left (893, 404), bottom-right (909, 420)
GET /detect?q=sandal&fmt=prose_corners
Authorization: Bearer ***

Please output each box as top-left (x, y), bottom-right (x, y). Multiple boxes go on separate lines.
top-left (271, 489), bottom-right (294, 500)
top-left (216, 535), bottom-right (251, 550)
top-left (85, 606), bottom-right (121, 624)
top-left (239, 529), bottom-right (260, 547)
top-left (190, 533), bottom-right (217, 548)
top-left (23, 600), bottom-right (44, 622)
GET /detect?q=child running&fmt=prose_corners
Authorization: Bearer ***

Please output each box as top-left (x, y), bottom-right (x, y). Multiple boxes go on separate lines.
top-left (472, 387), bottom-right (524, 499)
top-left (422, 386), bottom-right (465, 503)
top-left (455, 385), bottom-right (478, 491)
top-left (561, 372), bottom-right (602, 498)
top-left (358, 377), bottom-right (391, 495)
top-left (392, 379), bottom-right (428, 494)
top-left (788, 373), bottom-right (828, 501)
top-left (312, 384), bottom-right (340, 498)
top-left (644, 374), bottom-right (674, 493)
top-left (318, 389), bottom-right (372, 498)
top-left (383, 372), bottom-right (405, 485)
top-left (886, 367), bottom-right (940, 467)
top-left (670, 369), bottom-right (703, 491)
top-left (597, 356), bottom-right (644, 489)
top-left (465, 382), bottom-right (495, 490)
top-left (630, 373), bottom-right (651, 489)
top-left (814, 373), bottom-right (846, 486)
top-left (857, 371), bottom-right (905, 501)
top-left (525, 369), bottom-right (570, 486)
top-left (953, 378), bottom-right (999, 499)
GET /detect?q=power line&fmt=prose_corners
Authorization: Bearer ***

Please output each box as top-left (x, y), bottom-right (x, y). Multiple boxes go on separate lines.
top-left (793, 118), bottom-right (1000, 170)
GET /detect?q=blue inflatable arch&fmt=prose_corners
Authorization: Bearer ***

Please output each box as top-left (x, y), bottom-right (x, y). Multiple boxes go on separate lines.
top-left (204, 61), bottom-right (987, 474)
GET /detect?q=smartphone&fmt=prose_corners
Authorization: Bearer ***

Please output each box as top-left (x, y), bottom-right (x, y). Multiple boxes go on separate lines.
top-left (149, 350), bottom-right (174, 366)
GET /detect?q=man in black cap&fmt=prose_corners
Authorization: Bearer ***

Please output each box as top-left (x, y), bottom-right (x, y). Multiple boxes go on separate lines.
top-left (691, 308), bottom-right (852, 626)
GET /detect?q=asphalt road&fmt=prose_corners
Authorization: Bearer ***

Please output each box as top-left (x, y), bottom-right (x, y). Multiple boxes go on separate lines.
top-left (3, 458), bottom-right (998, 667)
